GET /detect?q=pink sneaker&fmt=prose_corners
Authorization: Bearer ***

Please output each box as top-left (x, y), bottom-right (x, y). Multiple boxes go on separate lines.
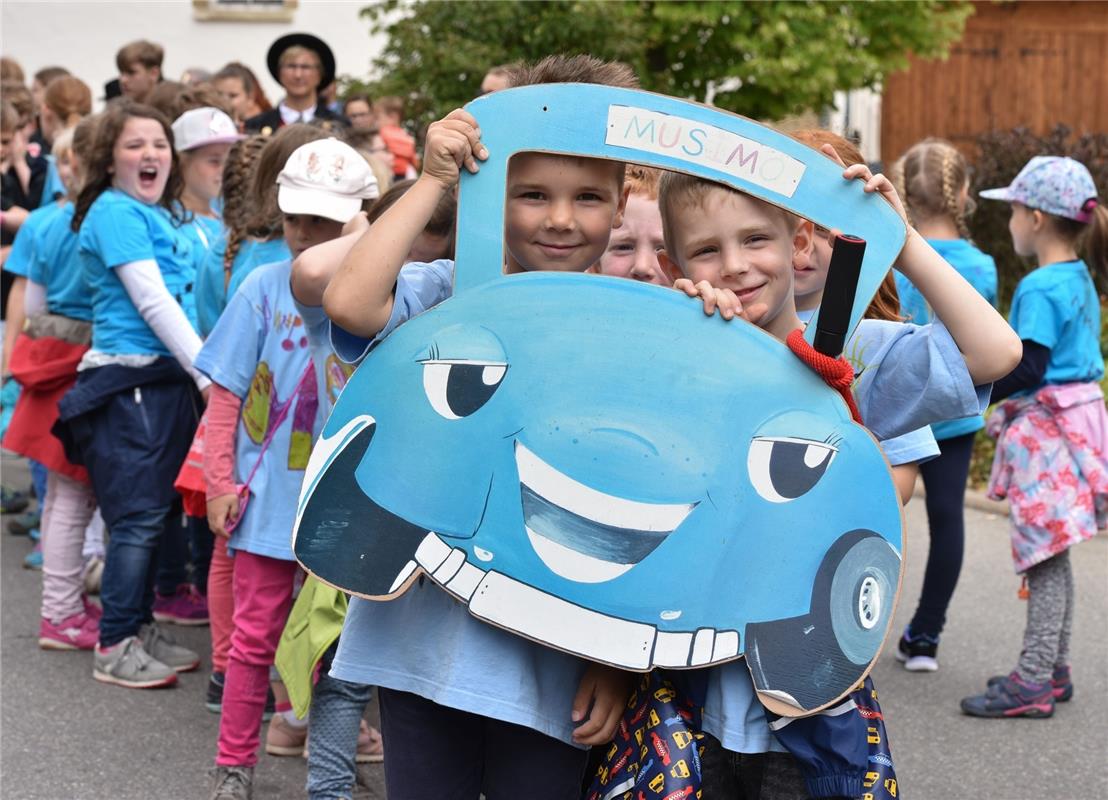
top-left (39, 611), bottom-right (99, 650)
top-left (83, 594), bottom-right (103, 621)
top-left (152, 584), bottom-right (209, 626)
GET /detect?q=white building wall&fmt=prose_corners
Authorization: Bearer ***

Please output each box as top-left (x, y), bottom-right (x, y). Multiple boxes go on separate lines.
top-left (1, 1), bottom-right (385, 108)
top-left (828, 88), bottom-right (883, 166)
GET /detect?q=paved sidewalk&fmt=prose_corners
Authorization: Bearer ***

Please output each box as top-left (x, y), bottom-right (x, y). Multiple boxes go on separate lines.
top-left (3, 452), bottom-right (1106, 798)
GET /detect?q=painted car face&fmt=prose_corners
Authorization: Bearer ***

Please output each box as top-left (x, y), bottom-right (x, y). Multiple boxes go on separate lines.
top-left (293, 84), bottom-right (908, 714)
top-left (295, 272), bottom-right (903, 711)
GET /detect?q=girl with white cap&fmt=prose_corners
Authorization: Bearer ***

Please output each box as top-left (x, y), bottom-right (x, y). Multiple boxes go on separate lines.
top-left (195, 137), bottom-right (377, 799)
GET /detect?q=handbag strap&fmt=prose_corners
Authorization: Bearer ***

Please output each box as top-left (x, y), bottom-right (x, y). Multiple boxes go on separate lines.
top-left (239, 361), bottom-right (315, 491)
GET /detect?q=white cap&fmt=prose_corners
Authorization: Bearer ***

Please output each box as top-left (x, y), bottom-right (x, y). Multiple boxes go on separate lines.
top-left (277, 137), bottom-right (380, 223)
top-left (171, 107), bottom-right (242, 151)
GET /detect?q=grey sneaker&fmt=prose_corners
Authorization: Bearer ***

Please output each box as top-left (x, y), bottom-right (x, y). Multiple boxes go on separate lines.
top-left (139, 622), bottom-right (201, 672)
top-left (93, 636), bottom-right (178, 688)
top-left (209, 766), bottom-right (253, 800)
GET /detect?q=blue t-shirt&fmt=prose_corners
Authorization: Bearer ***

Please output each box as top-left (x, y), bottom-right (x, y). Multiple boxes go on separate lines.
top-left (40, 156), bottom-right (67, 207)
top-left (293, 298), bottom-right (354, 416)
top-left (3, 202), bottom-right (64, 278)
top-left (797, 309), bottom-right (938, 466)
top-left (194, 260), bottom-right (319, 561)
top-left (226, 238), bottom-right (293, 300)
top-left (174, 213), bottom-right (223, 331)
top-left (1009, 259), bottom-right (1103, 389)
top-left (894, 239), bottom-right (997, 439)
top-left (195, 236), bottom-right (291, 337)
top-left (78, 190), bottom-right (198, 355)
top-left (329, 258), bottom-right (594, 746)
top-left (704, 316), bottom-right (989, 754)
top-left (28, 203), bottom-right (91, 321)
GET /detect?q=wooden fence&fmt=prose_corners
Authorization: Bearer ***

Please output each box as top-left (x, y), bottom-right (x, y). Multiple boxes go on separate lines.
top-left (881, 1), bottom-right (1108, 164)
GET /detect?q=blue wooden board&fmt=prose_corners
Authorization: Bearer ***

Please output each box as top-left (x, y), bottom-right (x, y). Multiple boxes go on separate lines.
top-left (293, 86), bottom-right (907, 714)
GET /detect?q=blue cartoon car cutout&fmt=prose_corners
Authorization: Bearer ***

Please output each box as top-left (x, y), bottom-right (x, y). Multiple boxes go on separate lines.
top-left (293, 85), bottom-right (907, 714)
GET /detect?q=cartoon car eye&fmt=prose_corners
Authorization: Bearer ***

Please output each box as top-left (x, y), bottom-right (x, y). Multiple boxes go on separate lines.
top-left (748, 436), bottom-right (837, 503)
top-left (421, 359), bottom-right (508, 419)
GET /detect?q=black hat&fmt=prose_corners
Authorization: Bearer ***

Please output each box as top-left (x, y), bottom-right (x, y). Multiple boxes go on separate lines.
top-left (266, 32), bottom-right (336, 91)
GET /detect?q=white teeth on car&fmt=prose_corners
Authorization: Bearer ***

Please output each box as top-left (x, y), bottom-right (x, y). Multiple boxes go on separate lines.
top-left (525, 526), bottom-right (634, 583)
top-left (515, 442), bottom-right (694, 532)
top-left (412, 533), bottom-right (740, 670)
top-left (389, 560), bottom-right (417, 594)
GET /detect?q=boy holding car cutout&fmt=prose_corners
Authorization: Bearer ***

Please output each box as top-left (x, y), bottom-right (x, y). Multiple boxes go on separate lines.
top-left (295, 56), bottom-right (638, 799)
top-left (296, 65), bottom-right (1022, 798)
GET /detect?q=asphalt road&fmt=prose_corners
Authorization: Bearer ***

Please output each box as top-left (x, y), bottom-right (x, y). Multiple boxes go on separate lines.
top-left (2, 452), bottom-right (1106, 799)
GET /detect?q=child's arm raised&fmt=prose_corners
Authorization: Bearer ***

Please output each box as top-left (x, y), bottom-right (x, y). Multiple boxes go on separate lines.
top-left (290, 212), bottom-right (368, 307)
top-left (841, 162), bottom-right (1022, 383)
top-left (322, 109), bottom-right (487, 338)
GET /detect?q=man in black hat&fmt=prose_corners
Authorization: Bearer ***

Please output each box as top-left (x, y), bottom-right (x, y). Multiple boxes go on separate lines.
top-left (244, 33), bottom-right (347, 134)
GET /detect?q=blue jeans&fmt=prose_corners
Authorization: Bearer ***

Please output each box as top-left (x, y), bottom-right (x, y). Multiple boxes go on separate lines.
top-left (99, 504), bottom-right (177, 646)
top-left (29, 459), bottom-right (48, 507)
top-left (307, 643), bottom-right (373, 800)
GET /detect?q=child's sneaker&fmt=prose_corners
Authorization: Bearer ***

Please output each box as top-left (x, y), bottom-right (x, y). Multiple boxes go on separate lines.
top-left (82, 594), bottom-right (103, 621)
top-left (265, 713), bottom-right (308, 756)
top-left (6, 509), bottom-right (37, 533)
top-left (152, 583), bottom-right (209, 626)
top-left (39, 611), bottom-right (99, 650)
top-left (988, 665), bottom-right (1073, 702)
top-left (23, 543), bottom-right (43, 570)
top-left (139, 622), bottom-right (201, 672)
top-left (961, 672), bottom-right (1054, 718)
top-left (28, 526), bottom-right (41, 542)
top-left (1, 486), bottom-right (30, 514)
top-left (895, 625), bottom-right (939, 672)
top-left (93, 636), bottom-right (178, 688)
top-left (205, 672), bottom-right (276, 718)
top-left (206, 671), bottom-right (225, 713)
top-left (208, 765), bottom-right (253, 800)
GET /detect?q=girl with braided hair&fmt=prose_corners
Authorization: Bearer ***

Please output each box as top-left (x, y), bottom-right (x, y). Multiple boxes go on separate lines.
top-left (888, 138), bottom-right (998, 672)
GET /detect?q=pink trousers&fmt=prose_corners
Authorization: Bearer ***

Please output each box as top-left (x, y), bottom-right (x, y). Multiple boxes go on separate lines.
top-left (41, 471), bottom-right (96, 622)
top-left (216, 550), bottom-right (298, 767)
top-left (208, 536), bottom-right (234, 674)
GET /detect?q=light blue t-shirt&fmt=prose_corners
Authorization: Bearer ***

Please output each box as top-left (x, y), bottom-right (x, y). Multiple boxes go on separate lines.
top-left (329, 258), bottom-right (593, 746)
top-left (194, 260), bottom-right (319, 561)
top-left (40, 156), bottom-right (67, 208)
top-left (894, 239), bottom-right (998, 440)
top-left (797, 308), bottom-right (939, 466)
top-left (293, 298), bottom-right (354, 417)
top-left (78, 190), bottom-right (198, 356)
top-left (1009, 259), bottom-right (1103, 389)
top-left (704, 316), bottom-right (989, 754)
top-left (3, 202), bottom-right (64, 278)
top-left (195, 235), bottom-right (291, 337)
top-left (28, 203), bottom-right (91, 322)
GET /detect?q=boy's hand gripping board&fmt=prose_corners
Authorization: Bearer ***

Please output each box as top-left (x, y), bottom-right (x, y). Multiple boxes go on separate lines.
top-left (293, 85), bottom-right (908, 716)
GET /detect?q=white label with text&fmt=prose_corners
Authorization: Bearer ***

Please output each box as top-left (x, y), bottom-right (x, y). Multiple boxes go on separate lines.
top-left (605, 105), bottom-right (805, 198)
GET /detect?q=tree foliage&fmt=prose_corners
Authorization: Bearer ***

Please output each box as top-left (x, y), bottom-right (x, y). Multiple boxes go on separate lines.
top-left (354, 0), bottom-right (972, 127)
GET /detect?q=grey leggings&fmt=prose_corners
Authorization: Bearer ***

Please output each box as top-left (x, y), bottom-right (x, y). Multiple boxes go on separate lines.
top-left (1017, 550), bottom-right (1074, 684)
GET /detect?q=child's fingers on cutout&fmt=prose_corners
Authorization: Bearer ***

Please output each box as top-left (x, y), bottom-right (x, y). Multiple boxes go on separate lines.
top-left (819, 143), bottom-right (847, 168)
top-left (694, 280), bottom-right (719, 316)
top-left (673, 278), bottom-right (698, 296)
top-left (717, 287), bottom-right (742, 320)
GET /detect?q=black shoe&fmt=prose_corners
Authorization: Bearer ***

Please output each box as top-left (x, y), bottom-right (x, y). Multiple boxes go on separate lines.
top-left (895, 625), bottom-right (939, 672)
top-left (206, 671), bottom-right (224, 713)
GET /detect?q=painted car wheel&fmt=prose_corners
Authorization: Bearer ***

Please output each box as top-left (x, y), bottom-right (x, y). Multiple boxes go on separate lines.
top-left (823, 531), bottom-right (900, 666)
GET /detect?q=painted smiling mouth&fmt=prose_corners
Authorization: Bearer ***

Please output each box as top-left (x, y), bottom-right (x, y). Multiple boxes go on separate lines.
top-left (514, 441), bottom-right (696, 583)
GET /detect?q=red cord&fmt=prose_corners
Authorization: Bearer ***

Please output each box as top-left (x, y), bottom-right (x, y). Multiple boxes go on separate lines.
top-left (785, 328), bottom-right (862, 424)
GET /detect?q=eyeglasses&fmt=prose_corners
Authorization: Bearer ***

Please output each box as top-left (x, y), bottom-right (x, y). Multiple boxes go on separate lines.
top-left (281, 62), bottom-right (319, 73)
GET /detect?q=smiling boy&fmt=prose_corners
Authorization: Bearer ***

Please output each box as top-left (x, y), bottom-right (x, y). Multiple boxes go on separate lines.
top-left (295, 55), bottom-right (640, 799)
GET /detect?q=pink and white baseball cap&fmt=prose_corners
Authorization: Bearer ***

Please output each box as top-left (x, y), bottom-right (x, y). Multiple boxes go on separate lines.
top-left (171, 107), bottom-right (243, 151)
top-left (277, 137), bottom-right (380, 223)
top-left (979, 156), bottom-right (1099, 223)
